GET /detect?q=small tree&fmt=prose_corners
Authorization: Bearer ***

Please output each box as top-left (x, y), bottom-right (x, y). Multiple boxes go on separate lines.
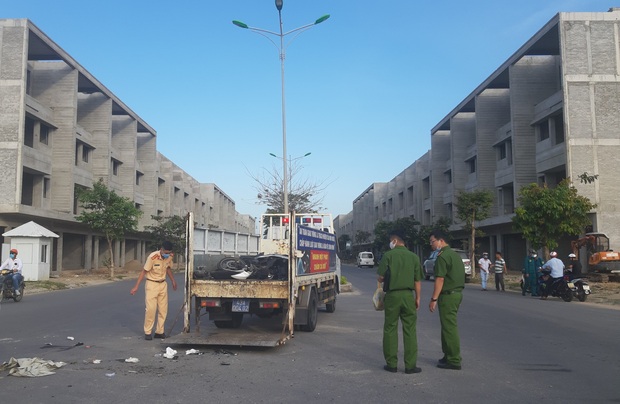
top-left (455, 190), bottom-right (494, 278)
top-left (512, 179), bottom-right (596, 258)
top-left (248, 159), bottom-right (329, 213)
top-left (76, 179), bottom-right (142, 277)
top-left (354, 230), bottom-right (371, 246)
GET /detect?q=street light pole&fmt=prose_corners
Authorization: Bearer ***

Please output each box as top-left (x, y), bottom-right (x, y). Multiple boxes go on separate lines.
top-left (233, 1), bottom-right (329, 214)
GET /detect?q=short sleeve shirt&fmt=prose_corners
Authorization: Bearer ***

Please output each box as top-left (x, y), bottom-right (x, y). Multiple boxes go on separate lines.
top-left (494, 258), bottom-right (506, 273)
top-left (433, 246), bottom-right (465, 292)
top-left (377, 246), bottom-right (422, 291)
top-left (144, 251), bottom-right (173, 282)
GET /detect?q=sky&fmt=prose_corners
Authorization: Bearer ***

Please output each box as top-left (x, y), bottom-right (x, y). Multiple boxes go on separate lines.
top-left (3, 0), bottom-right (615, 221)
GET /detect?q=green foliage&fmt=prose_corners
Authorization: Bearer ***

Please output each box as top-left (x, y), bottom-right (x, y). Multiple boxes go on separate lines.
top-left (417, 217), bottom-right (452, 257)
top-left (144, 215), bottom-right (187, 253)
top-left (512, 179), bottom-right (596, 252)
top-left (354, 230), bottom-right (371, 245)
top-left (75, 179), bottom-right (142, 275)
top-left (340, 275), bottom-right (348, 285)
top-left (373, 217), bottom-right (420, 251)
top-left (578, 172), bottom-right (599, 184)
top-left (455, 190), bottom-right (494, 231)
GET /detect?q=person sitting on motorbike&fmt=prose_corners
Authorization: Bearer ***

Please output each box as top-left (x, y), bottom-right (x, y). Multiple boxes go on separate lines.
top-left (540, 251), bottom-right (564, 300)
top-left (0, 248), bottom-right (23, 295)
top-left (566, 253), bottom-right (582, 280)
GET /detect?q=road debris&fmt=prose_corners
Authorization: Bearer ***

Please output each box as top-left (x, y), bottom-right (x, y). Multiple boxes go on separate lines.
top-left (0, 357), bottom-right (66, 377)
top-left (67, 336), bottom-right (75, 341)
top-left (124, 357), bottom-right (140, 363)
top-left (163, 347), bottom-right (177, 359)
top-left (185, 349), bottom-right (200, 355)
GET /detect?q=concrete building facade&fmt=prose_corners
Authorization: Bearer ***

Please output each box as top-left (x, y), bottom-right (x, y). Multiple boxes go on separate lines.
top-left (336, 9), bottom-right (620, 267)
top-left (0, 19), bottom-right (255, 272)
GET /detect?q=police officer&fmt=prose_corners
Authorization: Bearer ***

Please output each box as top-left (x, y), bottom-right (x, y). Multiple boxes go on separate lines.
top-left (377, 230), bottom-right (422, 374)
top-left (130, 241), bottom-right (177, 340)
top-left (428, 230), bottom-right (465, 370)
top-left (522, 249), bottom-right (543, 297)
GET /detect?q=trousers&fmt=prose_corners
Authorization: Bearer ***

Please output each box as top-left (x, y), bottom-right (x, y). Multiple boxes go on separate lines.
top-left (494, 273), bottom-right (505, 291)
top-left (144, 280), bottom-right (168, 335)
top-left (480, 271), bottom-right (489, 289)
top-left (438, 291), bottom-right (462, 366)
top-left (383, 290), bottom-right (418, 369)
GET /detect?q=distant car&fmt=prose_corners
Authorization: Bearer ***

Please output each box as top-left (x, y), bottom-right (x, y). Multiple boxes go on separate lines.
top-left (357, 252), bottom-right (375, 268)
top-left (423, 249), bottom-right (472, 282)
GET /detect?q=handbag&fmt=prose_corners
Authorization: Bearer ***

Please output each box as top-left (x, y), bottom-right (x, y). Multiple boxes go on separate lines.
top-left (372, 281), bottom-right (385, 311)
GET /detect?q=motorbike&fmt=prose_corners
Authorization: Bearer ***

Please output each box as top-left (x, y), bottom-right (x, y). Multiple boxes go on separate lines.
top-left (538, 269), bottom-right (573, 302)
top-left (567, 275), bottom-right (591, 302)
top-left (0, 269), bottom-right (25, 302)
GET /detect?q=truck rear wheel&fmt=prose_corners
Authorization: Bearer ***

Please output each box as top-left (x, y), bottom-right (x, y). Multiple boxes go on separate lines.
top-left (300, 290), bottom-right (318, 332)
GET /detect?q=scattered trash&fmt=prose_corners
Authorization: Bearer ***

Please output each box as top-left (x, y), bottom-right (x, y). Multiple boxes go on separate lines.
top-left (124, 357), bottom-right (139, 363)
top-left (105, 372), bottom-right (115, 377)
top-left (163, 347), bottom-right (177, 359)
top-left (0, 357), bottom-right (66, 377)
top-left (93, 360), bottom-right (101, 364)
top-left (128, 370), bottom-right (137, 374)
top-left (67, 336), bottom-right (75, 341)
top-left (154, 354), bottom-right (162, 358)
top-left (185, 349), bottom-right (200, 355)
top-left (220, 362), bottom-right (230, 366)
top-left (214, 348), bottom-right (237, 356)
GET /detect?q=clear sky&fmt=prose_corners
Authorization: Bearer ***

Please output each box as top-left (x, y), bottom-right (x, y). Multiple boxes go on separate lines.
top-left (3, 0), bottom-right (614, 221)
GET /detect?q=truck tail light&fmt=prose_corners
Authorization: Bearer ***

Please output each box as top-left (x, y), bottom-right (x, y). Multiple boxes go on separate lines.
top-left (201, 298), bottom-right (221, 308)
top-left (259, 301), bottom-right (280, 309)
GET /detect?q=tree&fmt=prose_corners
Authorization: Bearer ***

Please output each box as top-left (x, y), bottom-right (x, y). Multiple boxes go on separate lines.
top-left (512, 179), bottom-right (596, 257)
top-left (416, 217), bottom-right (452, 258)
top-left (76, 179), bottom-right (142, 278)
top-left (248, 159), bottom-right (329, 213)
top-left (373, 217), bottom-right (419, 252)
top-left (455, 190), bottom-right (494, 278)
top-left (144, 215), bottom-right (187, 266)
top-left (354, 230), bottom-right (371, 246)
top-left (338, 234), bottom-right (351, 253)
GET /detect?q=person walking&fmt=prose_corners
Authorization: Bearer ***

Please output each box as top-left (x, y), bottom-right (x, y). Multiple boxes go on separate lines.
top-left (377, 230), bottom-right (422, 374)
top-left (493, 251), bottom-right (507, 291)
top-left (477, 252), bottom-right (492, 291)
top-left (428, 230), bottom-right (465, 371)
top-left (130, 241), bottom-right (177, 340)
top-left (0, 248), bottom-right (23, 295)
top-left (522, 249), bottom-right (543, 296)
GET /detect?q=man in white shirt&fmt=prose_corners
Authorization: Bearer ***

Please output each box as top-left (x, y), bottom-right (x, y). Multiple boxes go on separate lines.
top-left (0, 248), bottom-right (23, 295)
top-left (477, 252), bottom-right (492, 291)
top-left (540, 251), bottom-right (564, 299)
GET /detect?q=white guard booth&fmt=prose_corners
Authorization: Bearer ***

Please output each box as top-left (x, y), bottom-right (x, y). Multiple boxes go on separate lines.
top-left (2, 221), bottom-right (59, 281)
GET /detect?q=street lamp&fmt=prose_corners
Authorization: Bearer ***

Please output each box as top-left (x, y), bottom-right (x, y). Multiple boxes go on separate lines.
top-left (233, 1), bottom-right (329, 214)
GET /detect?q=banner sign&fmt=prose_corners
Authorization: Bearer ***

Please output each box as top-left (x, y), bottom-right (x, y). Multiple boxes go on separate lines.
top-left (296, 225), bottom-right (337, 274)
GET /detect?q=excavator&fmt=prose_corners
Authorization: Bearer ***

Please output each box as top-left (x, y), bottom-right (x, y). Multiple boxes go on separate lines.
top-left (571, 232), bottom-right (620, 273)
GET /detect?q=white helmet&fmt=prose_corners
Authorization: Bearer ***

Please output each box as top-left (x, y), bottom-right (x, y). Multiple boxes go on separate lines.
top-left (550, 251), bottom-right (558, 258)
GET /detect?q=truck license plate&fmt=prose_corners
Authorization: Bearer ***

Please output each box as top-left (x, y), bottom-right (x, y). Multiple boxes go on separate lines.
top-left (232, 299), bottom-right (250, 312)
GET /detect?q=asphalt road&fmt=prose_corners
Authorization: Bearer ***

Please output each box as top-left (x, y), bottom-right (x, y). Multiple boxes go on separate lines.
top-left (0, 264), bottom-right (618, 403)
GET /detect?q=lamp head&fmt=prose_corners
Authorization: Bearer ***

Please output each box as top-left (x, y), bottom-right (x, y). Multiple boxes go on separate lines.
top-left (275, 0), bottom-right (283, 11)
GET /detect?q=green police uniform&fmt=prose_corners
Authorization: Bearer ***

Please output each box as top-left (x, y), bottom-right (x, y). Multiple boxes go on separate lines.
top-left (434, 246), bottom-right (465, 366)
top-left (377, 246), bottom-right (422, 369)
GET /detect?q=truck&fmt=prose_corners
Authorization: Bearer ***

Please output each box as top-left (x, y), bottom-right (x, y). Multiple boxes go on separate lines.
top-left (169, 212), bottom-right (340, 347)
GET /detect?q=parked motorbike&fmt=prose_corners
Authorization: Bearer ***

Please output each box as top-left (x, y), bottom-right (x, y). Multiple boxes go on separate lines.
top-left (0, 269), bottom-right (25, 302)
top-left (567, 276), bottom-right (591, 302)
top-left (538, 270), bottom-right (573, 302)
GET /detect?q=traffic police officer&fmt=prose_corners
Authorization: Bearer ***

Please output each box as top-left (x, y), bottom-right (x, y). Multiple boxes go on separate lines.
top-left (428, 229), bottom-right (465, 370)
top-left (377, 230), bottom-right (422, 374)
top-left (130, 241), bottom-right (177, 340)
